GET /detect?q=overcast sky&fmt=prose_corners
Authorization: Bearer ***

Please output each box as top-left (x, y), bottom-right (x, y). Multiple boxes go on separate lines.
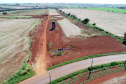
top-left (0, 0), bottom-right (126, 4)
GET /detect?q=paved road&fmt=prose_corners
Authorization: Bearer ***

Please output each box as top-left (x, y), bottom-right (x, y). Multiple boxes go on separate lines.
top-left (21, 54), bottom-right (126, 84)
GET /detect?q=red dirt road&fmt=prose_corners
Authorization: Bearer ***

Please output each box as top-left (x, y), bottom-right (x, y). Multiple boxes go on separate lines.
top-left (35, 14), bottom-right (49, 76)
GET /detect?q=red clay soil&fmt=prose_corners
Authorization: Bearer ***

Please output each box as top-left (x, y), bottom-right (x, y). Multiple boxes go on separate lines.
top-left (45, 16), bottom-right (126, 67)
top-left (27, 15), bottom-right (47, 19)
top-left (35, 14), bottom-right (49, 75)
top-left (29, 16), bottom-right (46, 63)
top-left (30, 14), bottom-right (126, 68)
top-left (86, 71), bottom-right (126, 84)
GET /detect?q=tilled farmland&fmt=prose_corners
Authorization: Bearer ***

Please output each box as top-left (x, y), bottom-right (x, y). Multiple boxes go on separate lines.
top-left (61, 9), bottom-right (126, 37)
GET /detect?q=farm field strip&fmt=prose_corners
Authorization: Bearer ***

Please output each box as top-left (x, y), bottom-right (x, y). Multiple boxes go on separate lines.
top-left (15, 9), bottom-right (46, 16)
top-left (61, 9), bottom-right (126, 37)
top-left (0, 19), bottom-right (40, 63)
top-left (49, 9), bottom-right (60, 15)
top-left (0, 10), bottom-right (21, 15)
top-left (0, 9), bottom-right (46, 16)
top-left (58, 18), bottom-right (81, 37)
top-left (88, 8), bottom-right (126, 13)
top-left (102, 74), bottom-right (126, 84)
top-left (0, 18), bottom-right (41, 82)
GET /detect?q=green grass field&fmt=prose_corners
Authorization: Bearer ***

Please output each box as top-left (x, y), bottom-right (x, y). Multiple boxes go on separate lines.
top-left (0, 11), bottom-right (20, 15)
top-left (0, 5), bottom-right (14, 8)
top-left (88, 8), bottom-right (126, 13)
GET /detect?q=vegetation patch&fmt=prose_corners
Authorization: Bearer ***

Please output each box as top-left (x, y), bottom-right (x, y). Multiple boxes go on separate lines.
top-left (50, 61), bottom-right (126, 84)
top-left (2, 52), bottom-right (35, 84)
top-left (50, 17), bottom-right (57, 19)
top-left (47, 51), bottom-right (126, 70)
top-left (88, 8), bottom-right (126, 14)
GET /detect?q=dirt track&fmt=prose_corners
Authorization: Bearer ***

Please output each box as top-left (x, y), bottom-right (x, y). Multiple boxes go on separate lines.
top-left (21, 54), bottom-right (126, 84)
top-left (35, 14), bottom-right (49, 76)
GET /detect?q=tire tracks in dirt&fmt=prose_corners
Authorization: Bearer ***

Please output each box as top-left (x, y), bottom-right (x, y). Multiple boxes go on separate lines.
top-left (35, 14), bottom-right (49, 76)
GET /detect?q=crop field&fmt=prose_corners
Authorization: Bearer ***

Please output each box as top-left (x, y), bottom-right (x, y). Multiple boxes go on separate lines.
top-left (12, 9), bottom-right (46, 16)
top-left (58, 18), bottom-right (81, 37)
top-left (88, 8), bottom-right (126, 13)
top-left (0, 18), bottom-right (40, 82)
top-left (103, 74), bottom-right (126, 84)
top-left (61, 9), bottom-right (126, 37)
top-left (49, 9), bottom-right (60, 15)
top-left (0, 15), bottom-right (31, 19)
top-left (0, 10), bottom-right (21, 15)
top-left (0, 5), bottom-right (14, 8)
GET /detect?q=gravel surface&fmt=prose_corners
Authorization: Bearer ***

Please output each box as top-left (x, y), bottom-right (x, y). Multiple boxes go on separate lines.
top-left (102, 75), bottom-right (126, 84)
top-left (21, 54), bottom-right (126, 84)
top-left (61, 9), bottom-right (126, 37)
top-left (58, 18), bottom-right (81, 37)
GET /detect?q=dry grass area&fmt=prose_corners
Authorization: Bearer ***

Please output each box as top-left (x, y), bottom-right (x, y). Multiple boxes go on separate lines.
top-left (14, 9), bottom-right (46, 16)
top-left (58, 18), bottom-right (81, 37)
top-left (61, 9), bottom-right (126, 37)
top-left (49, 9), bottom-right (60, 15)
top-left (102, 75), bottom-right (126, 84)
top-left (0, 18), bottom-right (40, 82)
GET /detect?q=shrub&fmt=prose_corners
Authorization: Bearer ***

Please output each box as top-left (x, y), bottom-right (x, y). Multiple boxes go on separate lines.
top-left (2, 12), bottom-right (7, 15)
top-left (67, 13), bottom-right (71, 16)
top-left (92, 23), bottom-right (96, 26)
top-left (70, 15), bottom-right (77, 19)
top-left (5, 52), bottom-right (35, 84)
top-left (123, 32), bottom-right (126, 45)
top-left (55, 52), bottom-right (63, 56)
top-left (82, 18), bottom-right (90, 24)
top-left (111, 62), bottom-right (118, 66)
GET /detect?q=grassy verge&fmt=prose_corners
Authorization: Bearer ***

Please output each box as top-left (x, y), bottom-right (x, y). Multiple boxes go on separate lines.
top-left (29, 19), bottom-right (41, 34)
top-left (47, 51), bottom-right (126, 70)
top-left (2, 52), bottom-right (35, 84)
top-left (50, 61), bottom-right (125, 84)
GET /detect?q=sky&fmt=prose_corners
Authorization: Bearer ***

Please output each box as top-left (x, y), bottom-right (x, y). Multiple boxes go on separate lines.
top-left (0, 0), bottom-right (126, 4)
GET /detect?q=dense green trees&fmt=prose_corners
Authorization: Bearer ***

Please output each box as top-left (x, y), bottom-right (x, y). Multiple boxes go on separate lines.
top-left (123, 32), bottom-right (126, 45)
